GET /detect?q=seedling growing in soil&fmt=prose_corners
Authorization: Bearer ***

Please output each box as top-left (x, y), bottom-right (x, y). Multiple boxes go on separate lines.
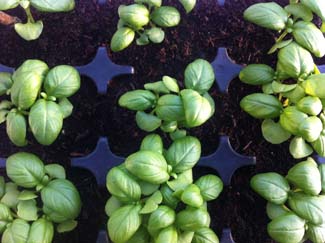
top-left (119, 58), bottom-right (215, 140)
top-left (106, 133), bottom-right (223, 243)
top-left (0, 152), bottom-right (82, 243)
top-left (0, 0), bottom-right (75, 41)
top-left (239, 1), bottom-right (325, 159)
top-left (0, 59), bottom-right (80, 146)
top-left (110, 0), bottom-right (197, 52)
top-left (251, 157), bottom-right (325, 243)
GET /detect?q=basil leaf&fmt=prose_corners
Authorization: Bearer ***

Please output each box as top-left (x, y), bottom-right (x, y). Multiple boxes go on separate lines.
top-left (297, 96), bottom-right (322, 116)
top-left (137, 180), bottom-right (159, 196)
top-left (280, 106), bottom-right (308, 135)
top-left (266, 202), bottom-right (290, 220)
top-left (192, 227), bottom-right (219, 243)
top-left (151, 6), bottom-right (180, 27)
top-left (105, 196), bottom-right (122, 217)
top-left (107, 205), bottom-right (142, 243)
top-left (1, 183), bottom-right (19, 209)
top-left (239, 64), bottom-right (275, 85)
top-left (45, 164), bottom-right (66, 179)
top-left (125, 150), bottom-right (170, 184)
top-left (262, 119), bottom-right (291, 144)
top-left (147, 205), bottom-right (175, 235)
top-left (305, 74), bottom-right (325, 98)
top-left (163, 76), bottom-right (179, 93)
top-left (267, 213), bottom-right (305, 243)
top-left (167, 169), bottom-right (193, 192)
top-left (176, 208), bottom-right (210, 231)
top-left (268, 39), bottom-right (293, 54)
top-left (111, 27), bottom-right (135, 52)
top-left (14, 21), bottom-right (43, 41)
top-left (282, 84), bottom-right (306, 104)
top-left (0, 203), bottom-right (13, 234)
top-left (56, 220), bottom-right (77, 233)
top-left (2, 219), bottom-right (30, 243)
top-left (29, 100), bottom-right (63, 145)
top-left (271, 81), bottom-right (297, 93)
top-left (306, 223), bottom-right (325, 243)
top-left (160, 184), bottom-right (179, 209)
top-left (7, 152), bottom-right (45, 188)
top-left (140, 191), bottom-right (162, 214)
top-left (181, 184), bottom-right (203, 208)
top-left (0, 177), bottom-right (5, 199)
top-left (140, 134), bottom-right (163, 154)
top-left (0, 0), bottom-right (19, 10)
top-left (250, 172), bottom-right (290, 204)
top-left (6, 112), bottom-right (27, 147)
top-left (289, 136), bottom-right (313, 159)
top-left (118, 4), bottom-right (150, 29)
top-left (287, 159), bottom-right (321, 195)
top-left (0, 73), bottom-right (13, 95)
top-left (126, 226), bottom-right (150, 243)
top-left (166, 136), bottom-right (201, 173)
top-left (285, 3), bottom-right (313, 21)
top-left (0, 101), bottom-right (13, 111)
top-left (136, 111), bottom-right (162, 132)
top-left (300, 0), bottom-right (325, 21)
top-left (27, 218), bottom-right (54, 243)
top-left (30, 0), bottom-right (75, 12)
top-left (106, 166), bottom-right (141, 203)
top-left (179, 0), bottom-right (196, 13)
top-left (243, 2), bottom-right (288, 30)
top-left (136, 33), bottom-right (150, 46)
top-left (146, 27), bottom-right (165, 44)
top-left (288, 192), bottom-right (325, 225)
top-left (195, 174), bottom-right (223, 201)
top-left (298, 116), bottom-right (323, 142)
top-left (17, 199), bottom-right (38, 221)
top-left (240, 93), bottom-right (283, 119)
top-left (58, 98), bottom-right (73, 118)
top-left (319, 164), bottom-right (325, 193)
top-left (144, 81), bottom-right (170, 94)
top-left (134, 0), bottom-right (162, 7)
top-left (41, 179), bottom-right (81, 223)
top-left (156, 94), bottom-right (185, 121)
top-left (17, 190), bottom-right (38, 201)
top-left (178, 231), bottom-right (194, 243)
top-left (156, 226), bottom-right (178, 243)
top-left (181, 89), bottom-right (213, 127)
top-left (119, 90), bottom-right (156, 111)
top-left (13, 59), bottom-right (49, 78)
top-left (313, 134), bottom-right (325, 157)
top-left (170, 129), bottom-right (187, 141)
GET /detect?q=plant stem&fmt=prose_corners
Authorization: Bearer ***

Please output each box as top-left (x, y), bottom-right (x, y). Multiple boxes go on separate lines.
top-left (25, 7), bottom-right (35, 23)
top-left (0, 11), bottom-right (20, 26)
top-left (276, 30), bottom-right (288, 43)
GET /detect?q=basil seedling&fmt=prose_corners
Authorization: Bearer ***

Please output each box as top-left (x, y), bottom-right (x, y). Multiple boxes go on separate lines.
top-left (119, 59), bottom-right (215, 140)
top-left (251, 157), bottom-right (325, 243)
top-left (0, 152), bottom-right (82, 242)
top-left (110, 0), bottom-right (197, 52)
top-left (0, 59), bottom-right (80, 146)
top-left (240, 1), bottom-right (325, 159)
top-left (106, 134), bottom-right (223, 243)
top-left (0, 0), bottom-right (75, 41)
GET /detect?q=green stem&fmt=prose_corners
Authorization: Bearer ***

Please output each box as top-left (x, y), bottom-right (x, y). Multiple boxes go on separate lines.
top-left (276, 30), bottom-right (288, 43)
top-left (25, 7), bottom-right (35, 23)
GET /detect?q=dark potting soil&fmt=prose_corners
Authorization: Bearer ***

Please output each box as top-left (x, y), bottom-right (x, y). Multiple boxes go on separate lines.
top-left (0, 0), bottom-right (318, 242)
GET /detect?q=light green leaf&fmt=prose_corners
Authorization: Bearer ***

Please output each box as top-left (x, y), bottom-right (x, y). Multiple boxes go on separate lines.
top-left (156, 94), bottom-right (185, 121)
top-left (17, 199), bottom-right (38, 221)
top-left (0, 177), bottom-right (5, 198)
top-left (0, 0), bottom-right (19, 10)
top-left (140, 191), bottom-right (162, 214)
top-left (271, 81), bottom-right (297, 93)
top-left (30, 0), bottom-right (75, 12)
top-left (163, 76), bottom-right (179, 93)
top-left (136, 111), bottom-right (162, 132)
top-left (18, 190), bottom-right (38, 201)
top-left (144, 81), bottom-right (170, 94)
top-left (289, 136), bottom-right (313, 159)
top-left (146, 27), bottom-right (165, 43)
top-left (305, 74), bottom-right (325, 98)
top-left (1, 183), bottom-right (19, 209)
top-left (298, 116), bottom-right (323, 142)
top-left (307, 223), bottom-right (325, 243)
top-left (279, 106), bottom-right (308, 135)
top-left (313, 134), bottom-right (325, 157)
top-left (297, 96), bottom-right (322, 116)
top-left (300, 0), bottom-right (325, 21)
top-left (105, 196), bottom-right (122, 217)
top-left (239, 64), bottom-right (275, 85)
top-left (192, 228), bottom-right (219, 243)
top-left (170, 129), bottom-right (187, 141)
top-left (14, 21), bottom-right (43, 41)
top-left (151, 6), bottom-right (180, 27)
top-left (119, 90), bottom-right (156, 111)
top-left (147, 205), bottom-right (175, 235)
top-left (176, 208), bottom-right (210, 231)
top-left (137, 180), bottom-right (159, 196)
top-left (6, 112), bottom-right (27, 147)
top-left (125, 226), bottom-right (150, 243)
top-left (160, 184), bottom-right (179, 209)
top-left (57, 220), bottom-right (77, 233)
top-left (2, 219), bottom-right (30, 243)
top-left (140, 134), bottom-right (163, 154)
top-left (282, 84), bottom-right (306, 104)
top-left (262, 83), bottom-right (274, 94)
top-left (136, 33), bottom-right (150, 46)
top-left (45, 164), bottom-right (66, 179)
top-left (178, 231), bottom-right (194, 243)
top-left (266, 202), bottom-right (290, 220)
top-left (27, 218), bottom-right (54, 243)
top-left (0, 73), bottom-right (13, 95)
top-left (181, 184), bottom-right (203, 208)
top-left (58, 98), bottom-right (73, 118)
top-left (167, 169), bottom-right (193, 192)
top-left (285, 3), bottom-right (313, 21)
top-left (118, 4), bottom-right (150, 29)
top-left (0, 203), bottom-right (13, 234)
top-left (179, 0), bottom-right (196, 13)
top-left (268, 39), bottom-right (293, 54)
top-left (319, 164), bottom-right (325, 193)
top-left (262, 119), bottom-right (291, 144)
top-left (111, 27), bottom-right (135, 52)
top-left (195, 174), bottom-right (223, 201)
top-left (156, 226), bottom-right (178, 243)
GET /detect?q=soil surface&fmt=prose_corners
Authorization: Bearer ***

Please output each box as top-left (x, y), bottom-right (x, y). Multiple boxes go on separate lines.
top-left (0, 0), bottom-right (321, 242)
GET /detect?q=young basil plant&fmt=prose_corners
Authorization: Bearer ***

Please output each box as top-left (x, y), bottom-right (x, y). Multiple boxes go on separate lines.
top-left (0, 0), bottom-right (75, 41)
top-left (240, 1), bottom-right (325, 159)
top-left (110, 0), bottom-right (197, 52)
top-left (118, 59), bottom-right (215, 140)
top-left (251, 157), bottom-right (325, 243)
top-left (0, 152), bottom-right (82, 242)
top-left (106, 133), bottom-right (223, 243)
top-left (0, 59), bottom-right (80, 147)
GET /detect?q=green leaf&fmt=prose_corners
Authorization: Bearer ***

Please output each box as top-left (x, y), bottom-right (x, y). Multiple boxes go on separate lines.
top-left (243, 2), bottom-right (288, 30)
top-left (107, 205), bottom-right (142, 243)
top-left (280, 106), bottom-right (308, 135)
top-left (13, 59), bottom-right (49, 78)
top-left (250, 172), bottom-right (290, 204)
top-left (184, 59), bottom-right (215, 94)
top-left (144, 81), bottom-right (170, 94)
top-left (125, 150), bottom-right (169, 184)
top-left (156, 94), bottom-right (185, 121)
top-left (178, 231), bottom-right (194, 243)
top-left (297, 96), bottom-right (322, 116)
top-left (282, 84), bottom-right (306, 104)
top-left (27, 218), bottom-right (54, 243)
top-left (137, 180), bottom-right (159, 196)
top-left (166, 136), bottom-right (201, 173)
top-left (2, 219), bottom-right (30, 243)
top-left (118, 4), bottom-right (150, 29)
top-left (29, 99), bottom-right (63, 146)
top-left (305, 74), bottom-right (325, 98)
top-left (136, 33), bottom-right (150, 46)
top-left (195, 174), bottom-right (223, 201)
top-left (0, 177), bottom-right (5, 199)
top-left (126, 226), bottom-right (150, 243)
top-left (147, 205), bottom-right (175, 235)
top-left (298, 116), bottom-right (323, 142)
top-left (6, 112), bottom-right (27, 147)
top-left (300, 0), bottom-right (325, 21)
top-left (14, 21), bottom-right (43, 41)
top-left (192, 228), bottom-right (219, 243)
top-left (268, 39), bottom-right (293, 55)
top-left (277, 42), bottom-right (314, 79)
top-left (0, 101), bottom-right (12, 111)
top-left (170, 129), bottom-right (187, 141)
top-left (306, 223), bottom-right (325, 243)
top-left (267, 213), bottom-right (305, 243)
top-left (293, 21), bottom-right (325, 57)
top-left (266, 202), bottom-right (290, 220)
top-left (0, 0), bottom-right (19, 10)
top-left (181, 89), bottom-right (213, 128)
top-left (134, 0), bottom-right (162, 7)
top-left (288, 192), bottom-right (325, 225)
top-left (286, 159), bottom-right (321, 195)
top-left (7, 152), bottom-right (45, 188)
top-left (106, 166), bottom-right (141, 203)
top-left (111, 27), bottom-right (135, 52)
top-left (1, 183), bottom-right (19, 209)
top-left (0, 203), bottom-right (12, 234)
top-left (140, 191), bottom-right (162, 214)
top-left (18, 190), bottom-right (38, 201)
top-left (313, 133), bottom-right (325, 157)
top-left (140, 134), bottom-right (163, 154)
top-left (151, 6), bottom-right (180, 27)
top-left (289, 136), bottom-right (313, 159)
top-left (57, 220), bottom-right (77, 233)
top-left (156, 226), bottom-right (178, 243)
top-left (285, 3), bottom-right (313, 21)
top-left (181, 184), bottom-right (203, 208)
top-left (271, 81), bottom-right (297, 93)
top-left (0, 73), bottom-right (13, 95)
top-left (146, 27), bottom-right (165, 43)
top-left (17, 199), bottom-right (38, 221)
top-left (119, 90), bottom-right (156, 111)
top-left (262, 119), bottom-right (291, 144)
top-left (19, 1), bottom-right (30, 9)
top-left (30, 0), bottom-right (75, 12)
top-left (44, 65), bottom-right (80, 98)
top-left (176, 208), bottom-right (210, 231)
top-left (239, 64), bottom-right (275, 85)
top-left (136, 111), bottom-right (162, 132)
top-left (45, 164), bottom-right (66, 179)
top-left (319, 164), bottom-right (325, 193)
top-left (58, 98), bottom-right (73, 118)
top-left (240, 93), bottom-right (283, 119)
top-left (179, 0), bottom-right (196, 13)
top-left (105, 196), bottom-right (122, 217)
top-left (163, 76), bottom-right (179, 93)
top-left (160, 184), bottom-right (179, 209)
top-left (167, 169), bottom-right (193, 192)
top-left (41, 179), bottom-right (81, 223)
